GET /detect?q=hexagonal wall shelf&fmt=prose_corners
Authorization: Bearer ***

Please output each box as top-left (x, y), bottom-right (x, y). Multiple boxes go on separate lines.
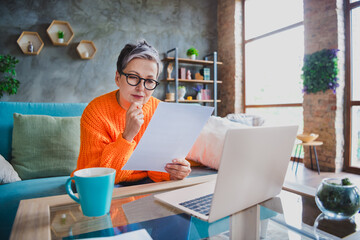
top-left (76, 40), bottom-right (97, 60)
top-left (47, 20), bottom-right (74, 46)
top-left (17, 31), bottom-right (44, 55)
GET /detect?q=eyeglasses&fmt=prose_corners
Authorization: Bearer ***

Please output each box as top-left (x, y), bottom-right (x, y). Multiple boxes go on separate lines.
top-left (120, 71), bottom-right (159, 90)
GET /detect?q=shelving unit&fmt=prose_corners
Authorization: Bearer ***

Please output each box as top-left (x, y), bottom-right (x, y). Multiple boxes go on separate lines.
top-left (16, 31), bottom-right (44, 55)
top-left (166, 79), bottom-right (222, 84)
top-left (163, 48), bottom-right (222, 115)
top-left (76, 40), bottom-right (97, 59)
top-left (46, 20), bottom-right (74, 46)
top-left (165, 99), bottom-right (221, 103)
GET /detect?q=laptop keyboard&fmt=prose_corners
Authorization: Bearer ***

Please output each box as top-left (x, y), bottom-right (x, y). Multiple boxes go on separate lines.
top-left (179, 193), bottom-right (213, 216)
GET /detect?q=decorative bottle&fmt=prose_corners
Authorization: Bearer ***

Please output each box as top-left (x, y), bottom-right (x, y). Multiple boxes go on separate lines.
top-left (28, 41), bottom-right (34, 53)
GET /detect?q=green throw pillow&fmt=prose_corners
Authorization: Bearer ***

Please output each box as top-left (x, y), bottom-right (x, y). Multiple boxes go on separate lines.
top-left (11, 113), bottom-right (81, 180)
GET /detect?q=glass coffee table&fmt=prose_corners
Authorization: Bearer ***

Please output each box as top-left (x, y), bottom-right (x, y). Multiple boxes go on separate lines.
top-left (10, 175), bottom-right (360, 240)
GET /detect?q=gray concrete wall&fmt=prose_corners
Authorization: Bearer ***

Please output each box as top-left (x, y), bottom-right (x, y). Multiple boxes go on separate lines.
top-left (0, 0), bottom-right (217, 103)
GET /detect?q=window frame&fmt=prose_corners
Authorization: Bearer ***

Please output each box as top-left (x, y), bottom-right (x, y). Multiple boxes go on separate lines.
top-left (242, 1), bottom-right (304, 112)
top-left (242, 0), bottom-right (304, 161)
top-left (344, 0), bottom-right (360, 173)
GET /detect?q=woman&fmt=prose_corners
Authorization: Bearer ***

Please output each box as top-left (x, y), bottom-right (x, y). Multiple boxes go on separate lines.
top-left (73, 40), bottom-right (191, 184)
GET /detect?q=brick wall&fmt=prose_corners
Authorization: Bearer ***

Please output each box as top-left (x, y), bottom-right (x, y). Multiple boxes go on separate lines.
top-left (217, 0), bottom-right (243, 117)
top-left (303, 0), bottom-right (345, 172)
top-left (217, 0), bottom-right (346, 172)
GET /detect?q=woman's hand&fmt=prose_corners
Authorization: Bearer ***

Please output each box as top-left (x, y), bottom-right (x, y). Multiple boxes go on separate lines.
top-left (122, 102), bottom-right (144, 142)
top-left (165, 158), bottom-right (191, 180)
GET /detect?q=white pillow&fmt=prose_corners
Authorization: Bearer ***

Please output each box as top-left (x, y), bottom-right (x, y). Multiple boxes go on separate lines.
top-left (226, 113), bottom-right (265, 126)
top-left (0, 154), bottom-right (21, 184)
top-left (186, 116), bottom-right (250, 169)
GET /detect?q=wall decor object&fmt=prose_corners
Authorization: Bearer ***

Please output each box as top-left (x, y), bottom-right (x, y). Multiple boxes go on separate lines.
top-left (46, 20), bottom-right (74, 46)
top-left (200, 68), bottom-right (210, 80)
top-left (179, 67), bottom-right (186, 79)
top-left (195, 72), bottom-right (203, 80)
top-left (186, 70), bottom-right (192, 80)
top-left (178, 86), bottom-right (186, 100)
top-left (76, 40), bottom-right (97, 60)
top-left (167, 62), bottom-right (173, 79)
top-left (27, 41), bottom-right (33, 53)
top-left (16, 31), bottom-right (44, 55)
top-left (301, 49), bottom-right (339, 94)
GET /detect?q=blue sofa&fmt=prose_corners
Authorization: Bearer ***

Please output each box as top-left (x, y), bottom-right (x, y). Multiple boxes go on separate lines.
top-left (0, 102), bottom-right (88, 240)
top-left (0, 101), bottom-right (217, 240)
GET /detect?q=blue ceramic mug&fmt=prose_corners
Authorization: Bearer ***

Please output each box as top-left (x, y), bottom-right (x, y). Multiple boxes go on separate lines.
top-left (66, 167), bottom-right (116, 217)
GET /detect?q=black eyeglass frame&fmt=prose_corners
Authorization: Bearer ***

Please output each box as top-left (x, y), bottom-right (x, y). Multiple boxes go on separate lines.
top-left (120, 71), bottom-right (160, 90)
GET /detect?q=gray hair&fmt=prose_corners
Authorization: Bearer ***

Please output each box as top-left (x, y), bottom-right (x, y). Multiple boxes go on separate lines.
top-left (116, 40), bottom-right (163, 78)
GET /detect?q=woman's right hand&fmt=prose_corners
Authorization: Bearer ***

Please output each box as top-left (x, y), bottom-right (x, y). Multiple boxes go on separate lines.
top-left (122, 102), bottom-right (144, 142)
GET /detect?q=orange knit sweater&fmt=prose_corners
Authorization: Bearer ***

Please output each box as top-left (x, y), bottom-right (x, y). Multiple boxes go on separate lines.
top-left (73, 90), bottom-right (170, 183)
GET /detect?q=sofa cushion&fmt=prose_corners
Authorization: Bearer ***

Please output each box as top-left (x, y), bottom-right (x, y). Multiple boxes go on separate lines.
top-left (11, 113), bottom-right (81, 180)
top-left (0, 154), bottom-right (21, 184)
top-left (186, 116), bottom-right (249, 170)
top-left (226, 113), bottom-right (265, 127)
top-left (0, 102), bottom-right (87, 162)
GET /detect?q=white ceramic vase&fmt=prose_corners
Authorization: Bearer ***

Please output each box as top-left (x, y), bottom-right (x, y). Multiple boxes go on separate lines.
top-left (190, 54), bottom-right (196, 60)
top-left (196, 92), bottom-right (202, 100)
top-left (178, 87), bottom-right (186, 100)
top-left (58, 38), bottom-right (64, 43)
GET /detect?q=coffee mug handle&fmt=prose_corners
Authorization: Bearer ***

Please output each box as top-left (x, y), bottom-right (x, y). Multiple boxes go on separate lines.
top-left (66, 177), bottom-right (80, 203)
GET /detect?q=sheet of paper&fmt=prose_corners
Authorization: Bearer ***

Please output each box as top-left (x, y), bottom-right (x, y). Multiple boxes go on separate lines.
top-left (78, 229), bottom-right (152, 240)
top-left (122, 102), bottom-right (214, 172)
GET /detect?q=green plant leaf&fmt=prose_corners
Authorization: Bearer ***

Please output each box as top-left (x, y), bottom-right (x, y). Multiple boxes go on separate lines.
top-left (301, 49), bottom-right (339, 94)
top-left (0, 54), bottom-right (20, 98)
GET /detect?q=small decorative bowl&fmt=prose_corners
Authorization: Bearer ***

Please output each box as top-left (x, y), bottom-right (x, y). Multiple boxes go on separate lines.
top-left (296, 133), bottom-right (319, 143)
top-left (315, 178), bottom-right (360, 220)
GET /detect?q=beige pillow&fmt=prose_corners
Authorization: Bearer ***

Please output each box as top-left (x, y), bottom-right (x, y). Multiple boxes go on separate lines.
top-left (0, 154), bottom-right (21, 184)
top-left (186, 116), bottom-right (249, 169)
top-left (11, 113), bottom-right (81, 180)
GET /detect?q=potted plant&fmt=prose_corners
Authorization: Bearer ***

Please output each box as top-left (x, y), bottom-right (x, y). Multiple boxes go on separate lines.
top-left (58, 30), bottom-right (64, 43)
top-left (178, 86), bottom-right (186, 100)
top-left (315, 178), bottom-right (360, 219)
top-left (186, 47), bottom-right (199, 60)
top-left (0, 54), bottom-right (20, 98)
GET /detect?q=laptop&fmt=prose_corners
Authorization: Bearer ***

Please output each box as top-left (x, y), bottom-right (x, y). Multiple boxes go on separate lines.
top-left (154, 125), bottom-right (298, 223)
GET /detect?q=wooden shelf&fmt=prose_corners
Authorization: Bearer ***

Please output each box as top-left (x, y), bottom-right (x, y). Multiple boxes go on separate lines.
top-left (17, 31), bottom-right (44, 55)
top-left (165, 78), bottom-right (222, 84)
top-left (164, 99), bottom-right (221, 103)
top-left (76, 40), bottom-right (97, 59)
top-left (163, 57), bottom-right (223, 65)
top-left (46, 20), bottom-right (74, 46)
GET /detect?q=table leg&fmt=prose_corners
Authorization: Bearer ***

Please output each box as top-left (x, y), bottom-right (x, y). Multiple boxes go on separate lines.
top-left (230, 204), bottom-right (260, 240)
top-left (295, 145), bottom-right (302, 175)
top-left (309, 146), bottom-right (313, 170)
top-left (292, 145), bottom-right (299, 170)
top-left (313, 146), bottom-right (320, 175)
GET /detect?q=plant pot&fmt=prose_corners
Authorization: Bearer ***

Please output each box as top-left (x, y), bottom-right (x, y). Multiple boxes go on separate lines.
top-left (315, 178), bottom-right (360, 220)
top-left (196, 92), bottom-right (202, 100)
top-left (58, 38), bottom-right (64, 43)
top-left (166, 93), bottom-right (175, 101)
top-left (190, 54), bottom-right (196, 60)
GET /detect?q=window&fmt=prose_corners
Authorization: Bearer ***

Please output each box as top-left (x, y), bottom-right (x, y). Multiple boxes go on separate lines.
top-left (345, 0), bottom-right (360, 173)
top-left (244, 0), bottom-right (304, 131)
